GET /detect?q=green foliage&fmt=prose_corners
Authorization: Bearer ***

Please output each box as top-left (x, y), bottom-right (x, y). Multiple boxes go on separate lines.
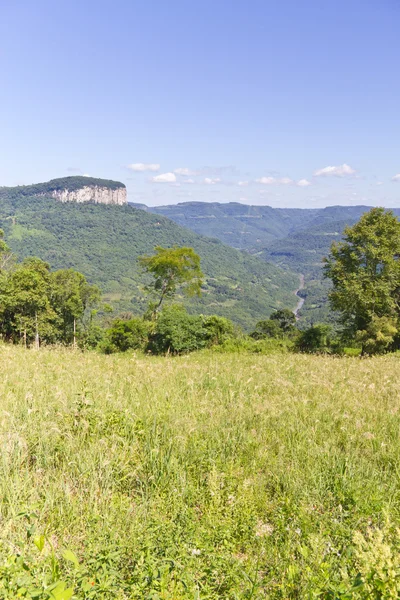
top-left (202, 314), bottom-right (234, 345)
top-left (355, 315), bottom-right (398, 355)
top-left (251, 308), bottom-right (298, 340)
top-left (0, 258), bottom-right (57, 343)
top-left (139, 246), bottom-right (204, 312)
top-left (251, 319), bottom-right (283, 339)
top-left (324, 208), bottom-right (400, 351)
top-left (51, 269), bottom-right (101, 344)
top-left (101, 317), bottom-right (150, 353)
top-left (270, 308), bottom-right (297, 332)
top-left (296, 323), bottom-right (333, 353)
top-left (147, 305), bottom-right (208, 354)
top-left (0, 255), bottom-right (99, 346)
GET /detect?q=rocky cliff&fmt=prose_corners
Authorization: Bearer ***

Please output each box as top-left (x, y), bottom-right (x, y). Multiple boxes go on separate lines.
top-left (0, 176), bottom-right (127, 206)
top-left (51, 184), bottom-right (127, 205)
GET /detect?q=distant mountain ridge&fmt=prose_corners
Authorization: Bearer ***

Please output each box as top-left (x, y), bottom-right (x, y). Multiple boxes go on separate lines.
top-left (132, 201), bottom-right (393, 252)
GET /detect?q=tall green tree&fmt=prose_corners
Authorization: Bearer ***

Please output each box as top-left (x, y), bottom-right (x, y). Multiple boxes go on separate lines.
top-left (50, 269), bottom-right (100, 344)
top-left (324, 208), bottom-right (400, 344)
top-left (0, 258), bottom-right (57, 345)
top-left (139, 246), bottom-right (204, 314)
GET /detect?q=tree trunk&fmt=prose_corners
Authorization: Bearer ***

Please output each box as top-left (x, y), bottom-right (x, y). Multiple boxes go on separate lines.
top-left (73, 318), bottom-right (76, 349)
top-left (34, 313), bottom-right (39, 350)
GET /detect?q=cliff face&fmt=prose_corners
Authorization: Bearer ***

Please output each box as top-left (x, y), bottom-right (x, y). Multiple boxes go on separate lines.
top-left (51, 185), bottom-right (127, 205)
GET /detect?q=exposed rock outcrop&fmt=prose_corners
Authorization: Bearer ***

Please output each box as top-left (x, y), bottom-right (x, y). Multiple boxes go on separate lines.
top-left (51, 185), bottom-right (127, 205)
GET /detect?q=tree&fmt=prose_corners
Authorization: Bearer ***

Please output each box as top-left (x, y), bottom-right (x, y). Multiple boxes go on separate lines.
top-left (0, 258), bottom-right (57, 346)
top-left (139, 246), bottom-right (204, 315)
top-left (251, 319), bottom-right (282, 339)
top-left (50, 269), bottom-right (100, 345)
top-left (324, 208), bottom-right (400, 346)
top-left (296, 324), bottom-right (333, 353)
top-left (270, 309), bottom-right (297, 333)
top-left (147, 305), bottom-right (208, 354)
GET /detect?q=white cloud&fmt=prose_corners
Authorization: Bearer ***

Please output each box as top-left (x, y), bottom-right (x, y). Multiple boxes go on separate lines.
top-left (183, 178), bottom-right (195, 184)
top-left (391, 174), bottom-right (400, 182)
top-left (238, 181), bottom-right (248, 186)
top-left (83, 173), bottom-right (91, 177)
top-left (297, 179), bottom-right (312, 187)
top-left (314, 163), bottom-right (356, 177)
top-left (204, 177), bottom-right (221, 185)
top-left (256, 176), bottom-right (293, 185)
top-left (128, 163), bottom-right (160, 172)
top-left (174, 167), bottom-right (197, 176)
top-left (151, 172), bottom-right (177, 183)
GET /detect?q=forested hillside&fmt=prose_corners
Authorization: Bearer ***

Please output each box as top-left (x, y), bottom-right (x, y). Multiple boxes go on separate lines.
top-left (138, 202), bottom-right (400, 325)
top-left (0, 188), bottom-right (299, 329)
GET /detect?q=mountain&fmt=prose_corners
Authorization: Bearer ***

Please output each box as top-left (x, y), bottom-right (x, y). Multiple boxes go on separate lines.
top-left (1, 176), bottom-right (127, 206)
top-left (135, 202), bottom-right (400, 326)
top-left (137, 202), bottom-right (388, 253)
top-left (0, 180), bottom-right (300, 330)
top-left (132, 201), bottom-right (317, 251)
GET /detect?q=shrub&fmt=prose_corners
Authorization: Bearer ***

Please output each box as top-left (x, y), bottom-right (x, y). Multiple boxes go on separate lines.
top-left (101, 317), bottom-right (150, 353)
top-left (251, 319), bottom-right (282, 339)
top-left (202, 315), bottom-right (234, 346)
top-left (147, 305), bottom-right (208, 354)
top-left (296, 324), bottom-right (333, 353)
top-left (356, 315), bottom-right (398, 355)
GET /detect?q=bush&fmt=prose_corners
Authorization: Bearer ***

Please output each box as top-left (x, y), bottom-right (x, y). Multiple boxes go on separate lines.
top-left (296, 324), bottom-right (333, 353)
top-left (147, 305), bottom-right (208, 354)
top-left (356, 315), bottom-right (398, 355)
top-left (213, 335), bottom-right (292, 354)
top-left (202, 315), bottom-right (235, 345)
top-left (251, 319), bottom-right (282, 339)
top-left (101, 317), bottom-right (150, 353)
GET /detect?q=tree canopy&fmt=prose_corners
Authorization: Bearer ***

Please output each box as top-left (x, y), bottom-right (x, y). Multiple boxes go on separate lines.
top-left (139, 246), bottom-right (204, 313)
top-left (324, 208), bottom-right (400, 347)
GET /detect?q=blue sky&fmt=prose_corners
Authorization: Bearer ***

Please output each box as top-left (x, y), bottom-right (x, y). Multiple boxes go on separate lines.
top-left (1, 0), bottom-right (399, 207)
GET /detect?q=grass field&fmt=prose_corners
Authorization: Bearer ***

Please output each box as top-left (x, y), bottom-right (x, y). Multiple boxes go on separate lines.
top-left (1, 346), bottom-right (400, 598)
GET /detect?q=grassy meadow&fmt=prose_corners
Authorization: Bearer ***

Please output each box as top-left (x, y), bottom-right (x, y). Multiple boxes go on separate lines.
top-left (1, 346), bottom-right (400, 598)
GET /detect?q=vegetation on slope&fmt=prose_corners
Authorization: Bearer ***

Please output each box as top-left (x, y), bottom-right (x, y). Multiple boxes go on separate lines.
top-left (0, 193), bottom-right (298, 329)
top-left (140, 202), bottom-right (400, 326)
top-left (1, 347), bottom-right (400, 598)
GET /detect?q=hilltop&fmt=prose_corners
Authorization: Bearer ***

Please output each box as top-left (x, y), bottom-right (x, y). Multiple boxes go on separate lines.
top-left (0, 176), bottom-right (127, 205)
top-left (0, 181), bottom-right (299, 329)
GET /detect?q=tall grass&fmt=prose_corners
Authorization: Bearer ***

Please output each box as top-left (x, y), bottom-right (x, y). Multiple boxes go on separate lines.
top-left (0, 346), bottom-right (400, 598)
